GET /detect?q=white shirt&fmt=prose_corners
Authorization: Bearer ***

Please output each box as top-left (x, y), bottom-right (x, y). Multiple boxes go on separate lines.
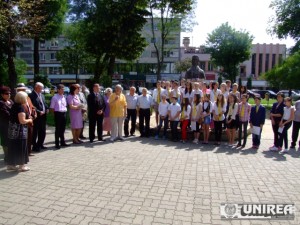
top-left (202, 101), bottom-right (213, 118)
top-left (210, 89), bottom-right (221, 102)
top-left (153, 88), bottom-right (166, 103)
top-left (181, 105), bottom-right (191, 120)
top-left (191, 89), bottom-right (203, 100)
top-left (126, 94), bottom-right (138, 109)
top-left (191, 102), bottom-right (202, 121)
top-left (168, 102), bottom-right (181, 121)
top-left (182, 91), bottom-right (194, 103)
top-left (158, 101), bottom-right (169, 117)
top-left (227, 103), bottom-right (239, 119)
top-left (212, 102), bottom-right (227, 121)
top-left (283, 106), bottom-right (294, 120)
top-left (137, 94), bottom-right (153, 109)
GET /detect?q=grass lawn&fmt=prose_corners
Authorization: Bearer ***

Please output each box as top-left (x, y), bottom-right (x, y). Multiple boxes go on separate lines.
top-left (248, 98), bottom-right (275, 110)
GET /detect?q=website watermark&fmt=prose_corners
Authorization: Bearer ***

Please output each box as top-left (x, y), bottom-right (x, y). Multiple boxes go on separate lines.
top-left (220, 203), bottom-right (295, 220)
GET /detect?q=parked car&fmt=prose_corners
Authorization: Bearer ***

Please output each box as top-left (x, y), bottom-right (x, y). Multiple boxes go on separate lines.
top-left (247, 90), bottom-right (259, 99)
top-left (279, 90), bottom-right (300, 101)
top-left (253, 90), bottom-right (277, 99)
top-left (64, 86), bottom-right (70, 95)
top-left (24, 86), bottom-right (32, 94)
top-left (42, 86), bottom-right (50, 94)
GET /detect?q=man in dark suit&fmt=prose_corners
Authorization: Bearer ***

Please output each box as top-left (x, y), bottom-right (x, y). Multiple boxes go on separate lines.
top-left (87, 83), bottom-right (106, 143)
top-left (29, 82), bottom-right (48, 152)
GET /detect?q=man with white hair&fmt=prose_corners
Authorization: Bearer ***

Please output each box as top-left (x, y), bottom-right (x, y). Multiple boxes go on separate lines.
top-left (29, 82), bottom-right (49, 152)
top-left (124, 86), bottom-right (138, 137)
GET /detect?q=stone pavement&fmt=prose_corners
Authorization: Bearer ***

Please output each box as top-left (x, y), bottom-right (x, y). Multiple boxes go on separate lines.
top-left (0, 119), bottom-right (300, 225)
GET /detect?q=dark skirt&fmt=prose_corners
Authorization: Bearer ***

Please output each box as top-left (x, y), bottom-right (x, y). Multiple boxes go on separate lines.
top-left (227, 116), bottom-right (236, 129)
top-left (7, 138), bottom-right (29, 165)
top-left (0, 123), bottom-right (9, 147)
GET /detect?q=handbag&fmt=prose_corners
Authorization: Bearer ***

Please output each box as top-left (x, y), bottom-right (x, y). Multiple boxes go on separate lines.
top-left (8, 121), bottom-right (28, 139)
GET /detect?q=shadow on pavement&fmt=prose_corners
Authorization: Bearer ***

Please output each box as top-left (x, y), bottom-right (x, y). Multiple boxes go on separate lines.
top-left (262, 150), bottom-right (287, 161)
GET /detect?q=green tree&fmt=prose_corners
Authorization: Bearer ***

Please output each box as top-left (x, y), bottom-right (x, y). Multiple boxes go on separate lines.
top-left (269, 0), bottom-right (300, 53)
top-left (206, 22), bottom-right (254, 83)
top-left (174, 57), bottom-right (192, 73)
top-left (57, 23), bottom-right (93, 83)
top-left (0, 58), bottom-right (27, 86)
top-left (264, 50), bottom-right (300, 89)
top-left (149, 0), bottom-right (197, 80)
top-left (21, 0), bottom-right (68, 78)
top-left (0, 0), bottom-right (47, 92)
top-left (70, 0), bottom-right (149, 86)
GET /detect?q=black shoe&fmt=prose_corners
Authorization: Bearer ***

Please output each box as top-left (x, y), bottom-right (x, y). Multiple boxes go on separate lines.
top-left (80, 136), bottom-right (87, 139)
top-left (98, 138), bottom-right (106, 142)
top-left (41, 146), bottom-right (48, 150)
top-left (290, 145), bottom-right (295, 149)
top-left (130, 133), bottom-right (135, 136)
top-left (90, 140), bottom-right (93, 143)
top-left (55, 145), bottom-right (61, 149)
top-left (61, 143), bottom-right (70, 147)
top-left (124, 134), bottom-right (129, 137)
top-left (32, 147), bottom-right (41, 152)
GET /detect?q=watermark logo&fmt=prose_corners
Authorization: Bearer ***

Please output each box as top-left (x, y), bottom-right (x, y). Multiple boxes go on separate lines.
top-left (221, 203), bottom-right (295, 220)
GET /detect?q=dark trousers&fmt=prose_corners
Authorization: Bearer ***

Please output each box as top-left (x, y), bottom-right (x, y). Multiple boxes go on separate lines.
top-left (157, 116), bottom-right (168, 137)
top-left (252, 131), bottom-right (262, 147)
top-left (272, 122), bottom-right (280, 147)
top-left (32, 114), bottom-right (46, 151)
top-left (124, 109), bottom-right (137, 136)
top-left (54, 112), bottom-right (66, 147)
top-left (170, 121), bottom-right (179, 141)
top-left (238, 121), bottom-right (248, 145)
top-left (278, 121), bottom-right (292, 149)
top-left (89, 115), bottom-right (104, 141)
top-left (80, 121), bottom-right (85, 137)
top-left (291, 121), bottom-right (300, 147)
top-left (139, 108), bottom-right (150, 137)
top-left (27, 125), bottom-right (33, 154)
top-left (214, 120), bottom-right (223, 142)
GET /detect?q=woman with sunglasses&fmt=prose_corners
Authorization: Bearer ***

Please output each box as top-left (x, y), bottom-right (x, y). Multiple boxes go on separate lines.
top-left (0, 86), bottom-right (14, 163)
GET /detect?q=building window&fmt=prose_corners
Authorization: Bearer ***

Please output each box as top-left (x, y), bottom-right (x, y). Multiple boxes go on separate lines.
top-left (258, 53), bottom-right (263, 75)
top-left (199, 61), bottom-right (205, 70)
top-left (279, 54), bottom-right (283, 64)
top-left (51, 39), bottom-right (59, 47)
top-left (40, 53), bottom-right (46, 61)
top-left (251, 54), bottom-right (256, 75)
top-left (208, 62), bottom-right (213, 71)
top-left (151, 38), bottom-right (156, 43)
top-left (151, 51), bottom-right (158, 58)
top-left (40, 40), bottom-right (45, 48)
top-left (49, 67), bottom-right (62, 75)
top-left (265, 54), bottom-right (269, 72)
top-left (272, 54), bottom-right (276, 68)
top-left (50, 53), bottom-right (56, 60)
top-left (165, 38), bottom-right (176, 45)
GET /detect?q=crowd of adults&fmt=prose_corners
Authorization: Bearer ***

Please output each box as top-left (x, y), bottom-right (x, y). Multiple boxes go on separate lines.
top-left (0, 79), bottom-right (299, 172)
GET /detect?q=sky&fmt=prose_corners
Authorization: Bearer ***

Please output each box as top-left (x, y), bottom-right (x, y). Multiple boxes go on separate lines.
top-left (181, 0), bottom-right (296, 48)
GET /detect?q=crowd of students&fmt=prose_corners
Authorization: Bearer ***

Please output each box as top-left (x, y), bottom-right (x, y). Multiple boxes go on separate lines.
top-left (0, 79), bottom-right (299, 172)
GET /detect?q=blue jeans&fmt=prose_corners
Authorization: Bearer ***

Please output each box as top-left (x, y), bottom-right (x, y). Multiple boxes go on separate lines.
top-left (156, 116), bottom-right (168, 137)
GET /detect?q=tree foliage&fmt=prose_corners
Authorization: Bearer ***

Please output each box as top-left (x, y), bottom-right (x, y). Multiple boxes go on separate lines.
top-left (149, 0), bottom-right (197, 80)
top-left (264, 50), bottom-right (300, 89)
top-left (174, 57), bottom-right (192, 73)
top-left (269, 0), bottom-right (300, 53)
top-left (206, 22), bottom-right (254, 83)
top-left (69, 0), bottom-right (149, 86)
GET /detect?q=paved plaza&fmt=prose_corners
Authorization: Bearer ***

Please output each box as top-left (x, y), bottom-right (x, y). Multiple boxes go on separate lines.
top-left (0, 119), bottom-right (300, 225)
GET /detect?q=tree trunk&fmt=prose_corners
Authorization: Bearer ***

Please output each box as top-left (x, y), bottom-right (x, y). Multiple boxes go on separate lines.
top-left (107, 55), bottom-right (115, 87)
top-left (33, 36), bottom-right (40, 78)
top-left (94, 56), bottom-right (101, 82)
top-left (7, 27), bottom-right (17, 95)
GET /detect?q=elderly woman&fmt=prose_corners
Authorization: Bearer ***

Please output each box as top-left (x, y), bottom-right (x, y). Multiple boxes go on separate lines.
top-left (0, 86), bottom-right (14, 163)
top-left (67, 84), bottom-right (84, 144)
top-left (6, 91), bottom-right (33, 172)
top-left (109, 85), bottom-right (127, 141)
top-left (103, 88), bottom-right (112, 136)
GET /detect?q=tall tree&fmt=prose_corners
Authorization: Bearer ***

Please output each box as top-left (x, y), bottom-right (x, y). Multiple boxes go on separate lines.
top-left (57, 23), bottom-right (93, 83)
top-left (269, 0), bottom-right (300, 54)
top-left (264, 50), bottom-right (300, 89)
top-left (149, 0), bottom-right (196, 80)
top-left (206, 22), bottom-right (254, 83)
top-left (21, 0), bottom-right (67, 79)
top-left (69, 0), bottom-right (149, 86)
top-left (0, 0), bottom-right (47, 92)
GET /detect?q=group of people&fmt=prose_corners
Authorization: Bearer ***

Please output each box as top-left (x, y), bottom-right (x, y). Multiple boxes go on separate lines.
top-left (0, 79), bottom-right (299, 172)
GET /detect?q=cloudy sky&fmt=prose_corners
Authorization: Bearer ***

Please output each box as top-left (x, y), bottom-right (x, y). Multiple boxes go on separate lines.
top-left (181, 0), bottom-right (295, 48)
